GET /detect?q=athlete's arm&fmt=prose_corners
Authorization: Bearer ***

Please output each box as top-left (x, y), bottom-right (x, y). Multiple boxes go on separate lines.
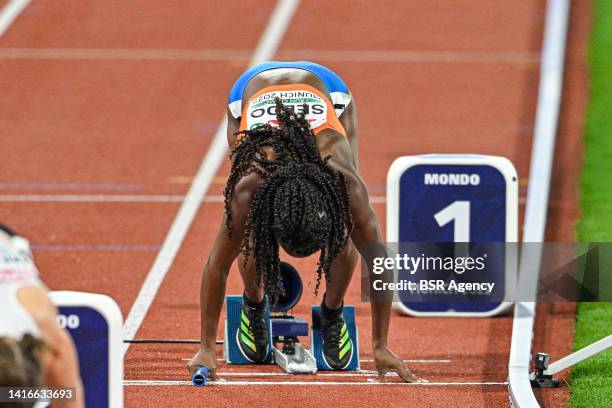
top-left (342, 171), bottom-right (392, 346)
top-left (338, 99), bottom-right (359, 169)
top-left (345, 172), bottom-right (419, 382)
top-left (328, 137), bottom-right (419, 383)
top-left (188, 172), bottom-right (261, 378)
top-left (17, 286), bottom-right (84, 408)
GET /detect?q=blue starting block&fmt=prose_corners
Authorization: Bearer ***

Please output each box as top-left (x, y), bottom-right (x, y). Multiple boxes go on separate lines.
top-left (271, 316), bottom-right (309, 337)
top-left (49, 291), bottom-right (123, 408)
top-left (225, 262), bottom-right (362, 374)
top-left (224, 262), bottom-right (317, 373)
top-left (311, 306), bottom-right (360, 371)
top-left (223, 295), bottom-right (273, 364)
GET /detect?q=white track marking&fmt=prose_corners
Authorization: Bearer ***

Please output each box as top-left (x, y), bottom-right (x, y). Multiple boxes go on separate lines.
top-left (172, 372), bottom-right (425, 378)
top-left (0, 194), bottom-right (529, 205)
top-left (122, 0), bottom-right (300, 355)
top-left (0, 0), bottom-right (31, 38)
top-left (369, 195), bottom-right (386, 204)
top-left (508, 1), bottom-right (571, 407)
top-left (359, 358), bottom-right (451, 363)
top-left (183, 372), bottom-right (424, 378)
top-left (287, 50), bottom-right (538, 63)
top-left (0, 194), bottom-right (386, 204)
top-left (124, 380), bottom-right (507, 386)
top-left (249, 2), bottom-right (300, 65)
top-left (0, 194), bottom-right (206, 203)
top-left (0, 48), bottom-right (539, 63)
top-left (179, 358), bottom-right (452, 364)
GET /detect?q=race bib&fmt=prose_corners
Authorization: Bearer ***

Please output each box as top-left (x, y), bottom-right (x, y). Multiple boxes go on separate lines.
top-left (0, 238), bottom-right (38, 283)
top-left (245, 90), bottom-right (328, 130)
top-left (0, 248), bottom-right (38, 283)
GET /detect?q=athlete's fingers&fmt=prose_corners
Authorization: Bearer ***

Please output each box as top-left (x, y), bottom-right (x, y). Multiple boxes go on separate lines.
top-left (187, 361), bottom-right (219, 382)
top-left (390, 359), bottom-right (420, 383)
top-left (376, 369), bottom-right (388, 382)
top-left (187, 359), bottom-right (215, 376)
top-left (209, 367), bottom-right (219, 380)
top-left (395, 365), bottom-right (419, 383)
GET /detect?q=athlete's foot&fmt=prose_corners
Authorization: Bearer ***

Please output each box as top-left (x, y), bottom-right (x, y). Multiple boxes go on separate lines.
top-left (237, 294), bottom-right (270, 363)
top-left (319, 300), bottom-right (353, 370)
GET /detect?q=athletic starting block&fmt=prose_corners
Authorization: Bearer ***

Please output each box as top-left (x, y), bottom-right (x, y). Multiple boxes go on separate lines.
top-left (224, 262), bottom-right (316, 373)
top-left (223, 294), bottom-right (273, 364)
top-left (311, 305), bottom-right (360, 371)
top-left (49, 291), bottom-right (124, 408)
top-left (224, 262), bottom-right (359, 373)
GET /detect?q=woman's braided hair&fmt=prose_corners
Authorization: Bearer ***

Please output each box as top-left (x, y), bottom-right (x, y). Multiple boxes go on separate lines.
top-left (224, 98), bottom-right (353, 297)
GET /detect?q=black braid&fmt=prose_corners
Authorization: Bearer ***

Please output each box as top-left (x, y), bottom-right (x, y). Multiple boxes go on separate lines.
top-left (224, 98), bottom-right (353, 298)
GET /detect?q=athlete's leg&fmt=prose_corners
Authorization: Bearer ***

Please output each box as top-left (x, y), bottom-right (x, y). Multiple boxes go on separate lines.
top-left (323, 238), bottom-right (359, 309)
top-left (237, 253), bottom-right (265, 303)
top-left (318, 238), bottom-right (358, 369)
top-left (236, 252), bottom-right (269, 362)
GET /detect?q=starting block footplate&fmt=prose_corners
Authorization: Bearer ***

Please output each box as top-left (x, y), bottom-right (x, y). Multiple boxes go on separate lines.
top-left (224, 295), bottom-right (273, 364)
top-left (311, 305), bottom-right (360, 371)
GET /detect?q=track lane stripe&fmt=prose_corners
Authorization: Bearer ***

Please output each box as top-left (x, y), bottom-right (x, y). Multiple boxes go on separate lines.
top-left (178, 358), bottom-right (453, 364)
top-left (122, 0), bottom-right (300, 355)
top-left (0, 0), bottom-right (31, 38)
top-left (0, 194), bottom-right (530, 205)
top-left (0, 182), bottom-right (143, 191)
top-left (163, 370), bottom-right (448, 377)
top-left (0, 48), bottom-right (539, 63)
top-left (0, 194), bottom-right (386, 203)
top-left (124, 380), bottom-right (507, 386)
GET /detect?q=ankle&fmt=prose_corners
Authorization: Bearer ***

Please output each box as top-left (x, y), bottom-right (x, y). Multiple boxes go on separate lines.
top-left (321, 294), bottom-right (343, 320)
top-left (243, 292), bottom-right (266, 310)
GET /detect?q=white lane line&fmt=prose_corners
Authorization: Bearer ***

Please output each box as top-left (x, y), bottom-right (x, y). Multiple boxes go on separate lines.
top-left (0, 194), bottom-right (529, 205)
top-left (162, 371), bottom-right (434, 378)
top-left (283, 50), bottom-right (539, 63)
top-left (0, 48), bottom-right (539, 63)
top-left (124, 380), bottom-right (508, 386)
top-left (178, 358), bottom-right (452, 364)
top-left (0, 48), bottom-right (252, 60)
top-left (0, 194), bottom-right (386, 204)
top-left (0, 181), bottom-right (144, 191)
top-left (122, 0), bottom-right (300, 355)
top-left (0, 0), bottom-right (31, 38)
top-left (359, 358), bottom-right (451, 364)
top-left (0, 194), bottom-right (201, 203)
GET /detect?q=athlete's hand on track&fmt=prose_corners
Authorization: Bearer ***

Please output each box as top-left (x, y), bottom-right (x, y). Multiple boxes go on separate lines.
top-left (373, 347), bottom-right (423, 383)
top-left (187, 347), bottom-right (219, 380)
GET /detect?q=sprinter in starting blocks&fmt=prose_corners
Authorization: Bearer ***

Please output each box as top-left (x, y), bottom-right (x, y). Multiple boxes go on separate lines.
top-left (188, 63), bottom-right (421, 383)
top-left (223, 262), bottom-right (359, 374)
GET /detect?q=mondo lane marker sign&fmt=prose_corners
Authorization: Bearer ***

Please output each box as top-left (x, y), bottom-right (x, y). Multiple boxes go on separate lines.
top-left (386, 154), bottom-right (518, 317)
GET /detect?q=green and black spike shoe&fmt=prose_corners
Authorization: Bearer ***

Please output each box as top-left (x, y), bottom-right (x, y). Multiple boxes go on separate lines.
top-left (236, 297), bottom-right (270, 363)
top-left (319, 307), bottom-right (353, 370)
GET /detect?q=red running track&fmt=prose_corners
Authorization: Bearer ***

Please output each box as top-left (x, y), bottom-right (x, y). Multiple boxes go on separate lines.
top-left (0, 0), bottom-right (589, 406)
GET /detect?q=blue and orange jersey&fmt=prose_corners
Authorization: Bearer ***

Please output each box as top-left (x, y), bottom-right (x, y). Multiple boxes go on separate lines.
top-left (228, 61), bottom-right (352, 121)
